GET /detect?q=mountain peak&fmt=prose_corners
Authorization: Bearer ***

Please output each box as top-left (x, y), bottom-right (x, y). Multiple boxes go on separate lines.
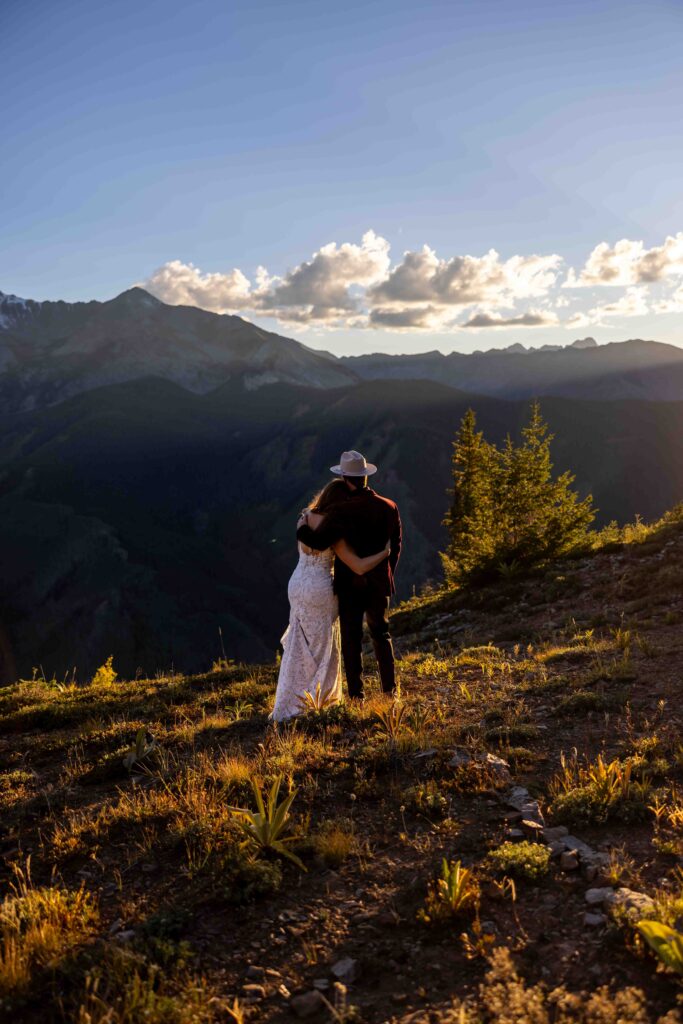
top-left (110, 287), bottom-right (162, 309)
top-left (570, 337), bottom-right (598, 349)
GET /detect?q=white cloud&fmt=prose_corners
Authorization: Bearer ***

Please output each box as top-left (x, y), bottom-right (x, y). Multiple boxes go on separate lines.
top-left (653, 283), bottom-right (683, 314)
top-left (370, 246), bottom-right (561, 309)
top-left (253, 230), bottom-right (391, 323)
top-left (139, 228), bottom-right (683, 335)
top-left (564, 232), bottom-right (683, 288)
top-left (142, 259), bottom-right (251, 312)
top-left (563, 286), bottom-right (650, 328)
top-left (462, 309), bottom-right (560, 329)
top-left (142, 232), bottom-right (391, 325)
top-left (368, 304), bottom-right (457, 331)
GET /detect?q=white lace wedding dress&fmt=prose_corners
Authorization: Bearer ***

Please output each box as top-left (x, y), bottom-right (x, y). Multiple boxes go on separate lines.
top-left (271, 544), bottom-right (342, 722)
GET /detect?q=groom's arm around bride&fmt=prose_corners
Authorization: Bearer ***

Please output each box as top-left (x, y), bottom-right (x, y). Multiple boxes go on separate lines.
top-left (296, 450), bottom-right (402, 698)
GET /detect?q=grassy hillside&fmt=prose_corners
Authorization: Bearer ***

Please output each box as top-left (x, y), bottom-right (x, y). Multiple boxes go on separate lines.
top-left (1, 510), bottom-right (683, 1021)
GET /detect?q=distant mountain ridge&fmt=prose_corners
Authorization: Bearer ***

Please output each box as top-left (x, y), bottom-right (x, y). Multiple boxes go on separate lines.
top-left (341, 338), bottom-right (683, 400)
top-left (0, 287), bottom-right (357, 412)
top-left (1, 287), bottom-right (683, 409)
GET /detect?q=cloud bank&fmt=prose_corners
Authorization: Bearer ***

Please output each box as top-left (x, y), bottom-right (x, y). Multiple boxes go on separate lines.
top-left (141, 229), bottom-right (683, 333)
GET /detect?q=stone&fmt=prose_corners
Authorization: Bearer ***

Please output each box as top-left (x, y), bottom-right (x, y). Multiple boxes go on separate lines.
top-left (312, 979), bottom-right (330, 990)
top-left (246, 965), bottom-right (266, 981)
top-left (484, 752), bottom-right (511, 779)
top-left (242, 984), bottom-right (266, 1000)
top-left (331, 957), bottom-right (358, 983)
top-left (507, 786), bottom-right (530, 811)
top-left (508, 828), bottom-right (525, 840)
top-left (449, 748), bottom-right (473, 768)
top-left (583, 865), bottom-right (598, 883)
top-left (413, 749), bottom-right (437, 760)
top-left (606, 888), bottom-right (656, 920)
top-left (549, 841), bottom-right (566, 858)
top-left (542, 826), bottom-right (569, 843)
top-left (585, 887), bottom-right (614, 905)
top-left (278, 984), bottom-right (291, 999)
top-left (520, 800), bottom-right (545, 826)
top-left (114, 929), bottom-right (136, 943)
top-left (560, 851), bottom-right (579, 871)
top-left (290, 991), bottom-right (325, 1017)
top-left (108, 918), bottom-right (125, 936)
top-left (584, 912), bottom-right (607, 927)
top-left (563, 835), bottom-right (596, 860)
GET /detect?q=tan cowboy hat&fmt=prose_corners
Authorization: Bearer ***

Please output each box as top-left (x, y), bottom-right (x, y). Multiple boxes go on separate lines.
top-left (330, 450), bottom-right (377, 477)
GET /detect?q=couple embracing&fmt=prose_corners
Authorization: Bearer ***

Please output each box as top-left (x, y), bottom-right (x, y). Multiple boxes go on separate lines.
top-left (271, 451), bottom-right (402, 722)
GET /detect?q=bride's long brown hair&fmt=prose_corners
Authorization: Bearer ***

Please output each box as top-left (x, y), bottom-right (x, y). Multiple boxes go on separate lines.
top-left (309, 478), bottom-right (348, 514)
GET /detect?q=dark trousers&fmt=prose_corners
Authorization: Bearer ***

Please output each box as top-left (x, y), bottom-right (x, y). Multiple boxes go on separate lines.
top-left (338, 587), bottom-right (395, 698)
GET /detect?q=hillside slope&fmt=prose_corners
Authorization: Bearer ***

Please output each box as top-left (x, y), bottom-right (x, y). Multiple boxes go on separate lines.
top-left (2, 376), bottom-right (683, 682)
top-left (3, 376), bottom-right (683, 680)
top-left (1, 507), bottom-right (682, 1021)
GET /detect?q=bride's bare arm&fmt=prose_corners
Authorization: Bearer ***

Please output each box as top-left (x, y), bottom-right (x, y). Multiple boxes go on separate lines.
top-left (333, 539), bottom-right (390, 576)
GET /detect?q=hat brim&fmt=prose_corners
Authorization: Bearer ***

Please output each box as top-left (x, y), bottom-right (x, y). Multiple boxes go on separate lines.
top-left (330, 464), bottom-right (377, 476)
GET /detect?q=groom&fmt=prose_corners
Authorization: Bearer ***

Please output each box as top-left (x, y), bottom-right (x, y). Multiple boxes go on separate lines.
top-left (297, 450), bottom-right (402, 699)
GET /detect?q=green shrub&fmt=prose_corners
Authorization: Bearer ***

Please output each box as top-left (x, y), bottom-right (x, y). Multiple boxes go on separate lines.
top-left (486, 841), bottom-right (550, 881)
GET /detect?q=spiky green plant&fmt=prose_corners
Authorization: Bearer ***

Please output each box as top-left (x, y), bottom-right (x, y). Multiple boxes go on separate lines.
top-left (297, 682), bottom-right (338, 714)
top-left (375, 700), bottom-right (408, 744)
top-left (122, 728), bottom-right (158, 772)
top-left (419, 858), bottom-right (480, 922)
top-left (228, 775), bottom-right (306, 870)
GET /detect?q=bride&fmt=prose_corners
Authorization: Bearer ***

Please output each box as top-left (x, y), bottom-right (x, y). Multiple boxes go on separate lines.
top-left (271, 479), bottom-right (390, 722)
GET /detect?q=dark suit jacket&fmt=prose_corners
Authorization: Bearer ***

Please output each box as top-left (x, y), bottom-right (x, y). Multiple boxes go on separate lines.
top-left (296, 486), bottom-right (402, 596)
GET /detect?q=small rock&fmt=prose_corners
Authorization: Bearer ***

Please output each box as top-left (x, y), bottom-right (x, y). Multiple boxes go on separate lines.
top-left (141, 862), bottom-right (158, 873)
top-left (108, 918), bottom-right (125, 936)
top-left (331, 957), bottom-right (358, 984)
top-left (583, 865), bottom-right (598, 883)
top-left (585, 887), bottom-right (614, 905)
top-left (278, 984), bottom-right (291, 999)
top-left (563, 836), bottom-right (596, 860)
top-left (449, 748), bottom-right (473, 767)
top-left (484, 752), bottom-right (511, 779)
top-left (520, 800), bottom-right (544, 826)
top-left (549, 841), bottom-right (566, 858)
top-left (242, 984), bottom-right (266, 1000)
top-left (114, 929), bottom-right (136, 944)
top-left (606, 888), bottom-right (656, 920)
top-left (312, 979), bottom-right (330, 990)
top-left (508, 828), bottom-right (525, 840)
top-left (265, 968), bottom-right (282, 979)
top-left (584, 912), bottom-right (607, 927)
top-left (507, 786), bottom-right (530, 811)
top-left (246, 965), bottom-right (265, 981)
top-left (290, 991), bottom-right (325, 1017)
top-left (560, 851), bottom-right (579, 872)
top-left (413, 749), bottom-right (437, 759)
top-left (542, 826), bottom-right (569, 843)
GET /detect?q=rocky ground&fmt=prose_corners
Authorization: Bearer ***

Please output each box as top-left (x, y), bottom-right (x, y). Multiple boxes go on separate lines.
top-left (1, 510), bottom-right (682, 1022)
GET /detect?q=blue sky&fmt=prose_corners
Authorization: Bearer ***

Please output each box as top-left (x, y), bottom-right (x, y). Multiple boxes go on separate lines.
top-left (3, 0), bottom-right (683, 354)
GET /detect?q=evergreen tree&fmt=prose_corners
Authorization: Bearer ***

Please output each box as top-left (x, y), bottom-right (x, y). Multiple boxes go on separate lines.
top-left (441, 408), bottom-right (500, 585)
top-left (441, 402), bottom-right (595, 585)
